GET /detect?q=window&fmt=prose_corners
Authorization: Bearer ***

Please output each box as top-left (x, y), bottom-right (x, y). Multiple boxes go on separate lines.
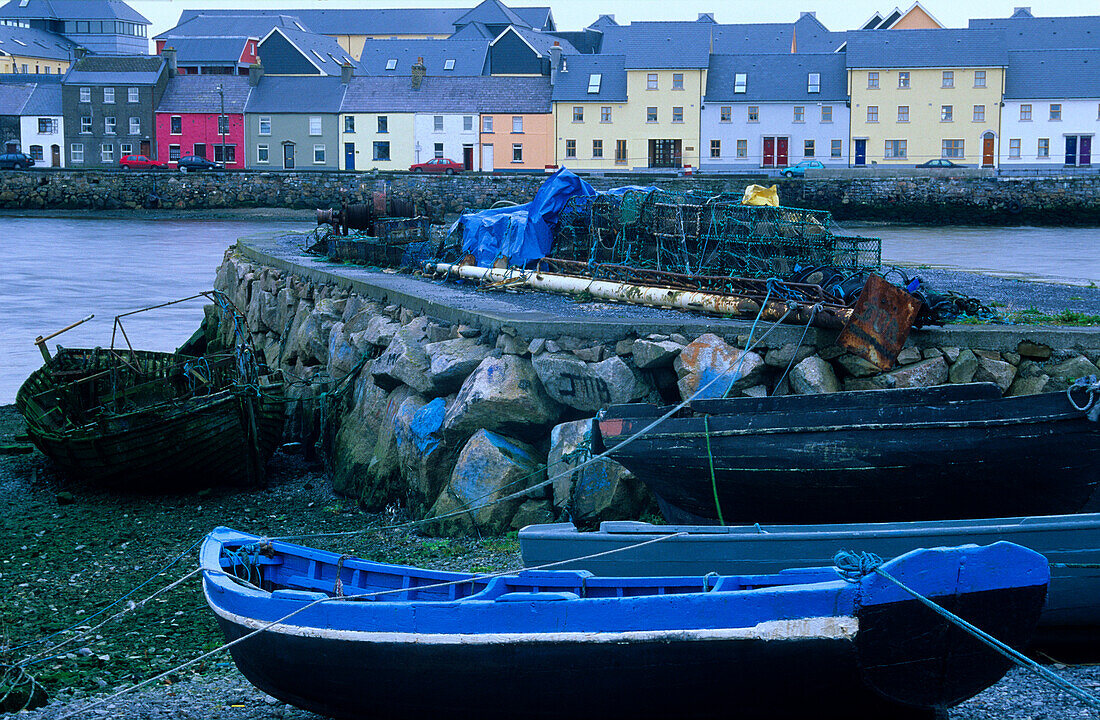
top-left (1038, 138), bottom-right (1049, 158)
top-left (118, 142), bottom-right (132, 155)
top-left (973, 105), bottom-right (985, 122)
top-left (831, 139), bottom-right (842, 158)
top-left (941, 71), bottom-right (954, 88)
top-left (1049, 104), bottom-right (1061, 121)
top-left (344, 116), bottom-right (355, 133)
top-left (974, 70), bottom-right (986, 88)
top-left (897, 105), bottom-right (909, 123)
top-left (720, 106), bottom-right (731, 122)
top-left (463, 115), bottom-right (473, 131)
top-left (257, 144), bottom-right (269, 163)
top-left (672, 73), bottom-right (683, 90)
top-left (1009, 138), bottom-right (1021, 158)
top-left (710, 139), bottom-right (720, 158)
top-left (672, 107), bottom-right (683, 123)
top-left (104, 116), bottom-right (116, 134)
top-left (37, 117), bottom-right (56, 133)
top-left (807, 73), bottom-right (820, 93)
top-left (385, 59), bottom-right (397, 71)
top-left (736, 139), bottom-right (747, 158)
top-left (734, 73), bottom-right (747, 93)
top-left (572, 107), bottom-right (583, 122)
top-left (373, 141), bottom-right (390, 161)
top-left (821, 106), bottom-right (833, 123)
top-left (942, 139), bottom-right (964, 158)
top-left (793, 106), bottom-right (804, 123)
top-left (587, 73), bottom-right (601, 93)
top-left (169, 116), bottom-right (181, 135)
top-left (309, 116), bottom-right (322, 135)
top-left (433, 115), bottom-right (444, 131)
top-left (70, 143), bottom-right (83, 163)
top-left (898, 72), bottom-right (910, 89)
top-left (434, 142), bottom-right (443, 158)
top-left (565, 139), bottom-right (576, 158)
top-left (884, 139), bottom-right (906, 158)
top-left (615, 139), bottom-right (626, 163)
top-left (867, 72), bottom-right (879, 89)
top-left (646, 107), bottom-right (657, 123)
top-left (128, 87), bottom-right (138, 102)
top-left (747, 106), bottom-right (759, 122)
top-left (647, 73), bottom-right (658, 90)
top-left (866, 106), bottom-right (878, 123)
top-left (1020, 104), bottom-right (1032, 121)
top-left (481, 116), bottom-right (491, 132)
top-left (80, 116), bottom-right (91, 134)
top-left (79, 87), bottom-right (90, 102)
top-left (313, 144), bottom-right (326, 163)
top-left (259, 117), bottom-right (271, 135)
top-left (168, 144), bottom-right (180, 161)
top-left (940, 105), bottom-right (953, 122)
top-left (592, 139), bottom-right (603, 158)
top-left (601, 106), bottom-right (611, 123)
top-left (377, 116), bottom-right (388, 134)
top-left (444, 58), bottom-right (455, 71)
top-left (129, 117), bottom-right (140, 135)
top-left (804, 139), bottom-right (815, 157)
top-left (512, 116), bottom-right (523, 133)
top-left (100, 143), bottom-right (113, 162)
top-left (103, 87), bottom-right (114, 103)
top-left (512, 143), bottom-right (522, 162)
top-left (29, 145), bottom-right (42, 161)
top-left (213, 145), bottom-right (235, 163)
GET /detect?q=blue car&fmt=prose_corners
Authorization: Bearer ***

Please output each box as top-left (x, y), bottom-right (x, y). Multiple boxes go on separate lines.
top-left (780, 160), bottom-right (825, 178)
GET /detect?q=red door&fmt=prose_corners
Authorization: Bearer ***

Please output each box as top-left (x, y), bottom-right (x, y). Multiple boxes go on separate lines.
top-left (763, 137), bottom-right (775, 167)
top-left (982, 135), bottom-right (995, 167)
top-left (776, 137), bottom-right (789, 167)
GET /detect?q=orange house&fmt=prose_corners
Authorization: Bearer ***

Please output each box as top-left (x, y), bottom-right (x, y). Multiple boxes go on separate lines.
top-left (478, 110), bottom-right (553, 172)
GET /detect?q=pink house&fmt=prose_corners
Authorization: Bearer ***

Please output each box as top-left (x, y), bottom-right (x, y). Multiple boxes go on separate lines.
top-left (154, 75), bottom-right (250, 168)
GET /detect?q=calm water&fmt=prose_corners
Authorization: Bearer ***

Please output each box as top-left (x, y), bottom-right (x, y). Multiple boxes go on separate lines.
top-left (1, 216), bottom-right (311, 403)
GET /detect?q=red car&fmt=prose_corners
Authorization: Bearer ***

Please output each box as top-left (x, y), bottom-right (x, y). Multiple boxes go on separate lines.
top-left (119, 154), bottom-right (165, 170)
top-left (409, 158), bottom-right (463, 174)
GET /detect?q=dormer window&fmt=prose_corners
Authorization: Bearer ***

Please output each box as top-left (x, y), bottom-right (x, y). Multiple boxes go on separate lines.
top-left (587, 73), bottom-right (601, 94)
top-left (807, 73), bottom-right (820, 93)
top-left (444, 59), bottom-right (455, 70)
top-left (734, 73), bottom-right (747, 93)
top-left (385, 59), bottom-right (397, 71)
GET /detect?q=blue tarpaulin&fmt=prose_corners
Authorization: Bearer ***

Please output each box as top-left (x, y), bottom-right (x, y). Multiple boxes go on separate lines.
top-left (455, 168), bottom-right (596, 268)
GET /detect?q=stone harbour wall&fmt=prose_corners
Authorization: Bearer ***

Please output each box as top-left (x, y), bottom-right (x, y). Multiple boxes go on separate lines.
top-left (212, 249), bottom-right (1100, 536)
top-left (3, 169), bottom-right (1100, 225)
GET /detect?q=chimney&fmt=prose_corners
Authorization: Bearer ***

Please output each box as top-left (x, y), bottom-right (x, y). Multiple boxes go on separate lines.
top-left (74, 46), bottom-right (87, 60)
top-left (411, 56), bottom-right (426, 90)
top-left (248, 62), bottom-right (264, 87)
top-left (340, 61), bottom-right (353, 84)
top-left (161, 46), bottom-right (177, 77)
top-left (549, 42), bottom-right (561, 85)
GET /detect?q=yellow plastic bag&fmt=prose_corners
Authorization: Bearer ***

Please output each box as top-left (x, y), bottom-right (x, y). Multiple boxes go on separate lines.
top-left (741, 184), bottom-right (779, 207)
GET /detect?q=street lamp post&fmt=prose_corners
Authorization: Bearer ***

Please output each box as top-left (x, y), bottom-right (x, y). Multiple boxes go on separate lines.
top-left (217, 83), bottom-right (226, 167)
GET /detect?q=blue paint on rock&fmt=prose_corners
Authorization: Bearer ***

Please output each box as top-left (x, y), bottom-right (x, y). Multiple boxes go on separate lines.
top-left (410, 398), bottom-right (446, 454)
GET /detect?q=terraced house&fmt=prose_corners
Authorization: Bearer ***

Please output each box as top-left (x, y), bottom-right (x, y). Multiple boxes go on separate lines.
top-left (245, 72), bottom-right (348, 170)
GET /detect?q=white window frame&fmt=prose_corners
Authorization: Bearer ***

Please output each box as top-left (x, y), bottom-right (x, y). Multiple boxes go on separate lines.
top-left (313, 144), bottom-right (326, 164)
top-left (70, 143), bottom-right (83, 163)
top-left (104, 116), bottom-right (116, 135)
top-left (807, 73), bottom-right (820, 93)
top-left (100, 143), bottom-right (114, 162)
top-left (1008, 138), bottom-right (1021, 158)
top-left (79, 87), bottom-right (90, 102)
top-left (309, 116), bottom-right (322, 136)
top-left (257, 144), bottom-right (269, 163)
top-left (512, 116), bottom-right (523, 133)
top-left (80, 116), bottom-right (91, 134)
top-left (433, 115), bottom-right (444, 131)
top-left (129, 117), bottom-right (140, 135)
top-left (259, 117), bottom-right (271, 135)
top-left (103, 87), bottom-right (114, 103)
top-left (169, 144), bottom-right (180, 161)
top-left (482, 116), bottom-right (493, 133)
top-left (128, 87), bottom-right (139, 102)
top-left (734, 73), bottom-right (747, 93)
top-left (512, 143), bottom-right (522, 162)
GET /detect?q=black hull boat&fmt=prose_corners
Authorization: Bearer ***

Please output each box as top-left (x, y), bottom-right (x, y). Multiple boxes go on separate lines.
top-left (596, 383), bottom-right (1100, 524)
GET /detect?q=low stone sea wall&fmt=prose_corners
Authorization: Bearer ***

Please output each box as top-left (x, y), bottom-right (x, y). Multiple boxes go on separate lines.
top-left (211, 249), bottom-right (1100, 536)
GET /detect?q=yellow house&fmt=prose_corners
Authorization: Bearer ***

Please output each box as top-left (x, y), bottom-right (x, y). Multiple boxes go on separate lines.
top-left (0, 26), bottom-right (72, 75)
top-left (846, 29), bottom-right (1007, 167)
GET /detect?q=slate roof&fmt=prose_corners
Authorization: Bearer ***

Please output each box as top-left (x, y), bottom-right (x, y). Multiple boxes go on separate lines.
top-left (449, 23), bottom-right (495, 40)
top-left (245, 75), bottom-right (347, 113)
top-left (157, 75), bottom-right (251, 113)
top-left (711, 15), bottom-right (844, 55)
top-left (0, 24), bottom-right (76, 61)
top-left (550, 53), bottom-right (626, 102)
top-left (503, 26), bottom-right (578, 56)
top-left (156, 13), bottom-right (307, 41)
top-left (269, 27), bottom-right (357, 74)
top-left (167, 37), bottom-right (249, 66)
top-left (340, 75), bottom-right (550, 113)
top-left (454, 0), bottom-right (528, 30)
top-left (64, 55), bottom-right (166, 84)
top-left (21, 80), bottom-right (61, 114)
top-left (845, 28), bottom-right (1008, 68)
top-left (358, 39), bottom-right (489, 76)
top-left (0, 82), bottom-right (34, 115)
top-left (1004, 49), bottom-right (1100, 100)
top-left (968, 15), bottom-right (1100, 50)
top-left (513, 6), bottom-right (553, 31)
top-left (704, 53), bottom-right (847, 103)
top-left (597, 21), bottom-right (713, 69)
top-left (0, 0), bottom-right (147, 24)
top-left (178, 8), bottom-right (464, 37)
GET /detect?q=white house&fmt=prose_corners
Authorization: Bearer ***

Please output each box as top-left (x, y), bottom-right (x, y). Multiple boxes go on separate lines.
top-left (413, 112), bottom-right (480, 170)
top-left (700, 53), bottom-right (849, 171)
top-left (14, 80), bottom-right (64, 167)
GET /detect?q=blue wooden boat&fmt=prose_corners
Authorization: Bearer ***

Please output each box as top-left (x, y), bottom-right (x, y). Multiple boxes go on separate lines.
top-left (202, 527), bottom-right (1048, 720)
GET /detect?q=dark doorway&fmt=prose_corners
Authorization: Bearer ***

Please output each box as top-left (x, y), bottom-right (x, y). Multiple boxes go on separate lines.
top-left (345, 142), bottom-right (355, 171)
top-left (194, 143), bottom-right (206, 159)
top-left (283, 143), bottom-right (295, 169)
top-left (140, 140), bottom-right (151, 157)
top-left (648, 139), bottom-right (682, 168)
top-left (982, 133), bottom-right (994, 168)
top-left (462, 145), bottom-right (474, 170)
top-left (51, 144), bottom-right (60, 167)
top-left (854, 139), bottom-right (867, 166)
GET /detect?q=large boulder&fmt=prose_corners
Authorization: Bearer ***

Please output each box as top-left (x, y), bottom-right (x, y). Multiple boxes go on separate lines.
top-left (788, 356), bottom-right (840, 395)
top-left (1046, 355), bottom-right (1100, 390)
top-left (674, 333), bottom-right (765, 400)
top-left (764, 343), bottom-right (816, 369)
top-left (547, 419), bottom-right (648, 525)
top-left (948, 349), bottom-right (980, 384)
top-left (426, 430), bottom-right (545, 536)
top-left (396, 397), bottom-right (456, 510)
top-left (361, 315), bottom-right (402, 348)
top-left (331, 377), bottom-right (390, 497)
top-left (884, 356), bottom-right (949, 388)
top-left (631, 339), bottom-right (683, 370)
top-left (370, 323), bottom-right (431, 393)
top-left (424, 337), bottom-right (492, 395)
top-left (356, 386), bottom-right (422, 510)
top-left (974, 356), bottom-right (1016, 393)
top-left (532, 354), bottom-right (648, 412)
top-left (327, 322), bottom-right (362, 380)
top-left (442, 355), bottom-right (560, 443)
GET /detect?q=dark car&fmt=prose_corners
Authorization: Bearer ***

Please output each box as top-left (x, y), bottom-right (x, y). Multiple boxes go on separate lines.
top-left (410, 158), bottom-right (463, 174)
top-left (177, 155), bottom-right (223, 173)
top-left (0, 152), bottom-right (35, 169)
top-left (916, 159), bottom-right (966, 168)
top-left (119, 154), bottom-right (166, 170)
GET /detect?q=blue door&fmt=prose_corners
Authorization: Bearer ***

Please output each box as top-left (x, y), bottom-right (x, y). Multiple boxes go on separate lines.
top-left (1065, 136), bottom-right (1077, 166)
top-left (854, 139), bottom-right (867, 166)
top-left (345, 142), bottom-right (355, 171)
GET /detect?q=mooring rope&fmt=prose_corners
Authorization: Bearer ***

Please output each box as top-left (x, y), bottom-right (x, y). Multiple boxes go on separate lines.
top-left (833, 550), bottom-right (1100, 711)
top-left (702, 416), bottom-right (724, 526)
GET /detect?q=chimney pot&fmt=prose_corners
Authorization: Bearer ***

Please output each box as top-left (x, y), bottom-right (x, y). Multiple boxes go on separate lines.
top-left (341, 61), bottom-right (353, 84)
top-left (411, 56), bottom-right (426, 90)
top-left (248, 62), bottom-right (264, 87)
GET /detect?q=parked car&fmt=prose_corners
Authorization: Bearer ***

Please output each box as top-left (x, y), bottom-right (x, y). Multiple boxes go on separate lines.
top-left (176, 155), bottom-right (223, 173)
top-left (410, 158), bottom-right (463, 174)
top-left (0, 152), bottom-right (35, 169)
top-left (916, 159), bottom-right (967, 169)
top-left (780, 160), bottom-right (825, 178)
top-left (119, 154), bottom-right (165, 170)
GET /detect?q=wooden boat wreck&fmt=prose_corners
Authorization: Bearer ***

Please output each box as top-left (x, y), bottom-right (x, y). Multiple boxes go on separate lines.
top-left (202, 526), bottom-right (1048, 720)
top-left (518, 514), bottom-right (1100, 644)
top-left (597, 383), bottom-right (1100, 525)
top-left (16, 348), bottom-right (284, 488)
